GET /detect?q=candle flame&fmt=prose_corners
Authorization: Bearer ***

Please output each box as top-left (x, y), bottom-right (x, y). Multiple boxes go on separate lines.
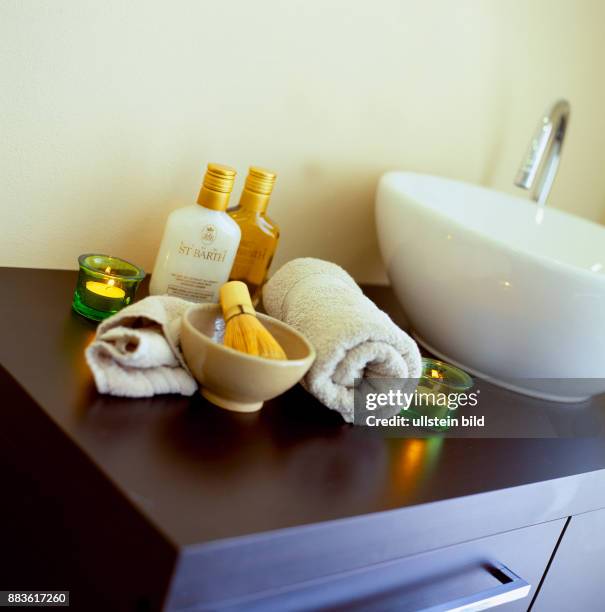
top-left (430, 369), bottom-right (443, 380)
top-left (104, 265), bottom-right (114, 287)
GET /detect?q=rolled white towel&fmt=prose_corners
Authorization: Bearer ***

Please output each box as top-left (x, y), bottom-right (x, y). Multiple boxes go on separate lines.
top-left (262, 258), bottom-right (421, 422)
top-left (85, 295), bottom-right (197, 397)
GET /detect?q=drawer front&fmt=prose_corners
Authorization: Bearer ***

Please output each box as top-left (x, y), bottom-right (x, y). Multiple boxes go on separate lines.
top-left (209, 519), bottom-right (565, 612)
top-left (533, 508), bottom-right (605, 611)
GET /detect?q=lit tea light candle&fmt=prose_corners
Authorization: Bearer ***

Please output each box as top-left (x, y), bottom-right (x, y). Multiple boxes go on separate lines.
top-left (429, 367), bottom-right (443, 381)
top-left (72, 255), bottom-right (145, 321)
top-left (405, 358), bottom-right (473, 432)
top-left (85, 267), bottom-right (126, 300)
top-left (86, 280), bottom-right (126, 300)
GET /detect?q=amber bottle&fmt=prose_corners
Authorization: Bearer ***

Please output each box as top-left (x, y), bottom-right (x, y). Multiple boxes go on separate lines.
top-left (228, 167), bottom-right (279, 305)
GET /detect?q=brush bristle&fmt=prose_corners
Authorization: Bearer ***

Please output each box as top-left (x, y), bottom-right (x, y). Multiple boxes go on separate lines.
top-left (224, 314), bottom-right (287, 360)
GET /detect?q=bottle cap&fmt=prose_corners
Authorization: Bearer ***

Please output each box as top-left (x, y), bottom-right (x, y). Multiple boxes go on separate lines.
top-left (220, 281), bottom-right (256, 322)
top-left (239, 167), bottom-right (277, 212)
top-left (197, 163), bottom-right (237, 211)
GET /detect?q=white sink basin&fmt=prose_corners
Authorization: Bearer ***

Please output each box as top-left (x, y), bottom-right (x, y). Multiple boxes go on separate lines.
top-left (376, 172), bottom-right (605, 402)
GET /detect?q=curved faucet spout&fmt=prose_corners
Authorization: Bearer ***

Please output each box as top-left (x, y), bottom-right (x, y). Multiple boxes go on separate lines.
top-left (514, 99), bottom-right (570, 206)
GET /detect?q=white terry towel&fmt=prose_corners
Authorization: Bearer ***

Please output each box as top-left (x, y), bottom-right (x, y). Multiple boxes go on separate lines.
top-left (262, 258), bottom-right (422, 422)
top-left (85, 296), bottom-right (197, 397)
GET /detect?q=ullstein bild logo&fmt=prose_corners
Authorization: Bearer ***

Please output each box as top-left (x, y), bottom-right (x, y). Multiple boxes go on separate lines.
top-left (201, 224), bottom-right (217, 244)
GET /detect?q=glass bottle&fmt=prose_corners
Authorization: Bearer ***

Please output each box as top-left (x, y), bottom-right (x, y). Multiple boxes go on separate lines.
top-left (229, 167), bottom-right (280, 305)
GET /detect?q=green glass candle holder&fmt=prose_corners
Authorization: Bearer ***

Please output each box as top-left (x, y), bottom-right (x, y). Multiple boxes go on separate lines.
top-left (72, 254), bottom-right (145, 321)
top-left (404, 358), bottom-right (474, 432)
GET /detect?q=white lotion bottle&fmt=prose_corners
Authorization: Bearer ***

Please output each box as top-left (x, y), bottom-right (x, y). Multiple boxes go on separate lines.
top-left (150, 164), bottom-right (241, 302)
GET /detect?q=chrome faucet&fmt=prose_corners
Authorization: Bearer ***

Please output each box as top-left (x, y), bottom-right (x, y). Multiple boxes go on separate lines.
top-left (514, 99), bottom-right (570, 206)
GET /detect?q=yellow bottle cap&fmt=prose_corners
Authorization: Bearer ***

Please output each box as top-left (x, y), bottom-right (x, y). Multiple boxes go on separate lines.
top-left (239, 167), bottom-right (277, 212)
top-left (197, 163), bottom-right (237, 211)
top-left (245, 167), bottom-right (276, 195)
top-left (220, 281), bottom-right (256, 322)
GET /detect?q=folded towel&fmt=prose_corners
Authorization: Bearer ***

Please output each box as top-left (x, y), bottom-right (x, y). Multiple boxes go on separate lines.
top-left (85, 296), bottom-right (197, 397)
top-left (262, 258), bottom-right (422, 423)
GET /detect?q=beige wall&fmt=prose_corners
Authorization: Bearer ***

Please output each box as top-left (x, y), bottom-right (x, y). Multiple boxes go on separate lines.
top-left (2, 0), bottom-right (604, 283)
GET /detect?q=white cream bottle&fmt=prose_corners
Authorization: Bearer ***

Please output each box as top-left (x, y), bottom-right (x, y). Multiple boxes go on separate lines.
top-left (150, 164), bottom-right (241, 302)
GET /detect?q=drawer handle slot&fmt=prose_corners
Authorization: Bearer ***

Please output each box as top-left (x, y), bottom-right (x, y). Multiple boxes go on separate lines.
top-left (421, 563), bottom-right (530, 612)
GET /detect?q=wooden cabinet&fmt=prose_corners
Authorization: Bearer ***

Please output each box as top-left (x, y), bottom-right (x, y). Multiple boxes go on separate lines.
top-left (4, 271), bottom-right (605, 611)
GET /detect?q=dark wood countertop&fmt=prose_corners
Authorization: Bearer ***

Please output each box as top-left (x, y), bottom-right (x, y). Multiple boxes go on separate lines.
top-left (2, 267), bottom-right (605, 608)
top-left (2, 267), bottom-right (605, 545)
